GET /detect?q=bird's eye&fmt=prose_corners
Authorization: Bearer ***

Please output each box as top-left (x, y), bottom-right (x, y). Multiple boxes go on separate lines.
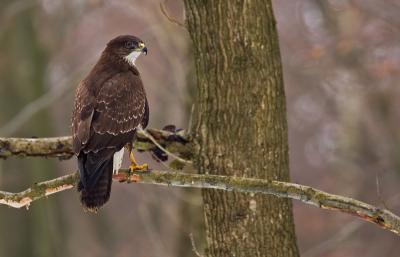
top-left (125, 41), bottom-right (137, 49)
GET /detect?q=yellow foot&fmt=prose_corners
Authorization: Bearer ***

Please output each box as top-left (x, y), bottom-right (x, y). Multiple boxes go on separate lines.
top-left (128, 163), bottom-right (149, 183)
top-left (129, 163), bottom-right (149, 171)
top-left (129, 149), bottom-right (149, 171)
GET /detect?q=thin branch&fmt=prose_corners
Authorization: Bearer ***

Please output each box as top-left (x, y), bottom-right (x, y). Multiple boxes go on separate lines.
top-left (138, 128), bottom-right (192, 164)
top-left (187, 103), bottom-right (195, 135)
top-left (303, 192), bottom-right (400, 257)
top-left (189, 233), bottom-right (203, 257)
top-left (0, 128), bottom-right (192, 160)
top-left (303, 220), bottom-right (363, 257)
top-left (0, 169), bottom-right (399, 236)
top-left (159, 1), bottom-right (186, 28)
top-left (375, 168), bottom-right (390, 210)
top-left (0, 56), bottom-right (94, 136)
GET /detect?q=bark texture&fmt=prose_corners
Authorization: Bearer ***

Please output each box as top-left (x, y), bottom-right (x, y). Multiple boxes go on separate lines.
top-left (184, 1), bottom-right (300, 256)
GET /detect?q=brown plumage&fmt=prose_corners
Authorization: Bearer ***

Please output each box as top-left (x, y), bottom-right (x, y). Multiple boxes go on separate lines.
top-left (72, 35), bottom-right (149, 212)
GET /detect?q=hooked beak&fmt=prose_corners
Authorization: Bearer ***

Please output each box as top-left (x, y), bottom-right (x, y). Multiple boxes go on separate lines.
top-left (138, 42), bottom-right (147, 55)
top-left (142, 46), bottom-right (148, 55)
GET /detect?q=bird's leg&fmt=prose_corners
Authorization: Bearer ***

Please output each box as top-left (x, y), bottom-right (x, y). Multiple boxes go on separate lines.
top-left (129, 152), bottom-right (148, 171)
top-left (128, 142), bottom-right (149, 171)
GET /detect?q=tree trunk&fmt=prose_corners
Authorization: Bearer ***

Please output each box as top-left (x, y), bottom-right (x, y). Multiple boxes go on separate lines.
top-left (183, 1), bottom-right (300, 257)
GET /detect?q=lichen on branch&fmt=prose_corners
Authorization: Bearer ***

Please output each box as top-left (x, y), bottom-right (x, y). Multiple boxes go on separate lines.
top-left (0, 128), bottom-right (192, 161)
top-left (0, 169), bottom-right (399, 237)
top-left (1, 133), bottom-right (400, 236)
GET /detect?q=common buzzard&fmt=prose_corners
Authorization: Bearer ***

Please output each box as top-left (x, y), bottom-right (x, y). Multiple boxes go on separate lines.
top-left (72, 35), bottom-right (149, 212)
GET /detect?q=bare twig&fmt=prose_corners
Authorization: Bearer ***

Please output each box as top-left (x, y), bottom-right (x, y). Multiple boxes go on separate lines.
top-left (0, 128), bottom-right (192, 160)
top-left (187, 103), bottom-right (195, 135)
top-left (159, 1), bottom-right (186, 28)
top-left (375, 168), bottom-right (390, 210)
top-left (303, 192), bottom-right (400, 257)
top-left (0, 57), bottom-right (94, 136)
top-left (138, 127), bottom-right (192, 164)
top-left (302, 220), bottom-right (363, 257)
top-left (189, 233), bottom-right (203, 257)
top-left (0, 169), bottom-right (400, 236)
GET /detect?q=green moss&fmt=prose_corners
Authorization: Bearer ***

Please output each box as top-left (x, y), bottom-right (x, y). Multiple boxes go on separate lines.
top-left (169, 160), bottom-right (186, 170)
top-left (29, 183), bottom-right (47, 198)
top-left (133, 141), bottom-right (154, 151)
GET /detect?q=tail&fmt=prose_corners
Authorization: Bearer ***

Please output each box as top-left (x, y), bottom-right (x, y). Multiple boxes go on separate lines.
top-left (77, 152), bottom-right (113, 212)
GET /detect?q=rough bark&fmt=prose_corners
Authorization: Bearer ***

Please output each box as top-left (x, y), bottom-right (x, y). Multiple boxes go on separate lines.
top-left (183, 1), bottom-right (300, 256)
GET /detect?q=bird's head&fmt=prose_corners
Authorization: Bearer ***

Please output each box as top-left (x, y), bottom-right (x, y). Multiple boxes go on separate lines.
top-left (106, 35), bottom-right (148, 66)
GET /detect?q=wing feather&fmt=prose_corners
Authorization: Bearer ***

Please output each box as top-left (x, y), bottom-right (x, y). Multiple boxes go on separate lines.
top-left (72, 71), bottom-right (147, 154)
top-left (72, 82), bottom-right (95, 153)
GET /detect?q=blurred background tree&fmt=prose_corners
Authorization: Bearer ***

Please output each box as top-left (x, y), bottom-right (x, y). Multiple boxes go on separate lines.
top-left (0, 2), bottom-right (65, 257)
top-left (0, 1), bottom-right (399, 257)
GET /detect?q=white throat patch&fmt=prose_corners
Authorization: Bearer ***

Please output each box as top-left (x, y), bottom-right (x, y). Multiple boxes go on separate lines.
top-left (124, 51), bottom-right (142, 66)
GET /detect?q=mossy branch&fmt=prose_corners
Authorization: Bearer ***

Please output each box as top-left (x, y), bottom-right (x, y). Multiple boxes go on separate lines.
top-left (0, 128), bottom-right (192, 161)
top-left (0, 169), bottom-right (399, 236)
top-left (1, 134), bottom-right (400, 236)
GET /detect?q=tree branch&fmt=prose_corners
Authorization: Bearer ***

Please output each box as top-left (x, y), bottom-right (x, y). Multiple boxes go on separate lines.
top-left (138, 128), bottom-right (192, 164)
top-left (1, 134), bottom-right (400, 236)
top-left (0, 128), bottom-right (192, 160)
top-left (0, 169), bottom-right (399, 236)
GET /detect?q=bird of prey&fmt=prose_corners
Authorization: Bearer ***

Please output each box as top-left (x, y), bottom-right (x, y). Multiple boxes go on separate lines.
top-left (71, 35), bottom-right (149, 212)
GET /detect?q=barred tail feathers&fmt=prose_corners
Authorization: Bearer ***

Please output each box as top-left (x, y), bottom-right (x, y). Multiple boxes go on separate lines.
top-left (77, 152), bottom-right (113, 212)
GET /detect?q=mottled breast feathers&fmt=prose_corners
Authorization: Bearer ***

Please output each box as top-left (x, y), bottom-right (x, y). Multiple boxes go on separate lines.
top-left (72, 71), bottom-right (148, 154)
